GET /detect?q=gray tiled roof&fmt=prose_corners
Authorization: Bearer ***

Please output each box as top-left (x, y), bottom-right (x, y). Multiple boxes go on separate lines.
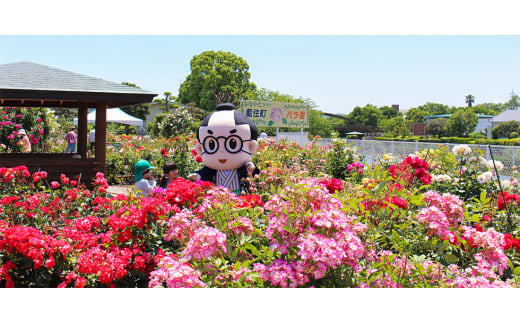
top-left (492, 109), bottom-right (520, 122)
top-left (0, 61), bottom-right (156, 95)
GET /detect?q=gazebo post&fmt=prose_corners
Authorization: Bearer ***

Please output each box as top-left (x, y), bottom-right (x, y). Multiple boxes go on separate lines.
top-left (77, 102), bottom-right (89, 158)
top-left (95, 102), bottom-right (107, 175)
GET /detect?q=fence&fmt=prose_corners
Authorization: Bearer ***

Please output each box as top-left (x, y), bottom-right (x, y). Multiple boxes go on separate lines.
top-left (279, 135), bottom-right (520, 177)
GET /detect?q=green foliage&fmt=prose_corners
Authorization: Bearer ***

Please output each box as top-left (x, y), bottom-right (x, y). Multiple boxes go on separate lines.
top-left (425, 118), bottom-right (447, 139)
top-left (177, 50), bottom-right (257, 111)
top-left (307, 109), bottom-right (333, 137)
top-left (325, 139), bottom-right (360, 180)
top-left (105, 133), bottom-right (198, 184)
top-left (149, 108), bottom-right (194, 138)
top-left (405, 108), bottom-right (430, 123)
top-left (348, 104), bottom-right (381, 127)
top-left (492, 120), bottom-right (520, 139)
top-left (445, 109), bottom-right (478, 137)
top-left (379, 115), bottom-right (410, 137)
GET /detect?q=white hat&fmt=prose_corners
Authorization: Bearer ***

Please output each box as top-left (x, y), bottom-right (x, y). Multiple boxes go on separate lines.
top-left (19, 129), bottom-right (26, 135)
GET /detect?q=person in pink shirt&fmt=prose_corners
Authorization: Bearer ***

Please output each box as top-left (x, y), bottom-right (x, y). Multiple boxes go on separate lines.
top-left (64, 126), bottom-right (77, 153)
top-left (18, 129), bottom-right (31, 153)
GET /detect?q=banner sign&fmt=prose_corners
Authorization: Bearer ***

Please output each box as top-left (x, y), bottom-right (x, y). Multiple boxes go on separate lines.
top-left (240, 100), bottom-right (309, 128)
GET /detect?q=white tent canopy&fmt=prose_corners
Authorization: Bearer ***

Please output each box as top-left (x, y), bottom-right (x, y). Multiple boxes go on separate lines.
top-left (73, 108), bottom-right (144, 127)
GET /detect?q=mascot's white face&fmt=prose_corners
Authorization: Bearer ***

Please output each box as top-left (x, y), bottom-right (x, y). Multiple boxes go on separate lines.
top-left (195, 110), bottom-right (259, 171)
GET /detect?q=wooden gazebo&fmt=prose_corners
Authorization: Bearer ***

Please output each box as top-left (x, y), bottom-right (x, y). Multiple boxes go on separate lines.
top-left (0, 61), bottom-right (157, 187)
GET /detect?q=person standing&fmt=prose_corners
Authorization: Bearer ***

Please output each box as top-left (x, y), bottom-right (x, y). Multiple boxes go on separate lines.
top-left (88, 126), bottom-right (96, 151)
top-left (134, 159), bottom-right (156, 197)
top-left (18, 129), bottom-right (31, 153)
top-left (64, 126), bottom-right (77, 153)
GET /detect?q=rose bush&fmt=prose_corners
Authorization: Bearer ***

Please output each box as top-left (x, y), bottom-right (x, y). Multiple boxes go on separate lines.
top-left (2, 137), bottom-right (520, 288)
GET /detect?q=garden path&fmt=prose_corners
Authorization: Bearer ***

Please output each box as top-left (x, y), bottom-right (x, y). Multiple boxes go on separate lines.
top-left (106, 184), bottom-right (133, 196)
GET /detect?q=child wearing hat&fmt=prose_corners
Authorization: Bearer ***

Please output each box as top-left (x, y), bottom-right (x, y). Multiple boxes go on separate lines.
top-left (134, 159), bottom-right (156, 197)
top-left (18, 129), bottom-right (32, 153)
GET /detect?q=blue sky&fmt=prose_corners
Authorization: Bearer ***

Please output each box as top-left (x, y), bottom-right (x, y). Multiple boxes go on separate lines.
top-left (2, 2), bottom-right (520, 116)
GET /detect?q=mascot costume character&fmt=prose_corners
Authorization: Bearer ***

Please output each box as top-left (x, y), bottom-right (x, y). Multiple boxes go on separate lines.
top-left (188, 103), bottom-right (260, 193)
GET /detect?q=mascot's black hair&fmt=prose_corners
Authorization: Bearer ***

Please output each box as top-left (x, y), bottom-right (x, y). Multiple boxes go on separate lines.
top-left (197, 103), bottom-right (258, 142)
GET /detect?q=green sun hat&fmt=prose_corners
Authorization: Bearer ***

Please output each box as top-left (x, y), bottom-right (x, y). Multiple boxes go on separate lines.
top-left (134, 159), bottom-right (156, 182)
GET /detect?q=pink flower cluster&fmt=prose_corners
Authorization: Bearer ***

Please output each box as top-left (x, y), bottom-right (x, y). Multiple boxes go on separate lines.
top-left (358, 251), bottom-right (445, 288)
top-left (416, 190), bottom-right (464, 241)
top-left (149, 255), bottom-right (206, 288)
top-left (94, 172), bottom-right (109, 193)
top-left (347, 162), bottom-right (365, 174)
top-left (180, 227), bottom-right (227, 261)
top-left (228, 217), bottom-right (255, 235)
top-left (164, 209), bottom-right (206, 243)
top-left (257, 178), bottom-right (365, 287)
top-left (461, 225), bottom-right (509, 274)
top-left (446, 263), bottom-right (512, 288)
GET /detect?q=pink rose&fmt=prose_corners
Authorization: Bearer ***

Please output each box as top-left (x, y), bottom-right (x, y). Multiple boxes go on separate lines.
top-left (269, 106), bottom-right (284, 122)
top-left (51, 181), bottom-right (59, 189)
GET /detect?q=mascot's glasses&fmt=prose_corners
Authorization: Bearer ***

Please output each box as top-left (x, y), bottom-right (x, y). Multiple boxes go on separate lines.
top-left (202, 135), bottom-right (252, 154)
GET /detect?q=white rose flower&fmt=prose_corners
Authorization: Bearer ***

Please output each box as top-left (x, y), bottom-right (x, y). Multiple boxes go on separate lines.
top-left (452, 145), bottom-right (472, 157)
top-left (486, 160), bottom-right (504, 172)
top-left (501, 179), bottom-right (512, 190)
top-left (477, 171), bottom-right (494, 183)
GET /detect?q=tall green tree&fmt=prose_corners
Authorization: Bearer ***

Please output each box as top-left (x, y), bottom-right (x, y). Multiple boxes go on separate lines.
top-left (378, 106), bottom-right (399, 119)
top-left (425, 118), bottom-right (447, 139)
top-left (405, 108), bottom-right (429, 123)
top-left (465, 94), bottom-right (475, 107)
top-left (348, 104), bottom-right (381, 127)
top-left (177, 51), bottom-right (257, 112)
top-left (379, 115), bottom-right (409, 137)
top-left (445, 109), bottom-right (478, 137)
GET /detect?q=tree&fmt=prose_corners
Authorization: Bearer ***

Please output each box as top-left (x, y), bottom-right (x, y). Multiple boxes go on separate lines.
top-left (469, 102), bottom-right (506, 116)
top-left (379, 115), bottom-right (409, 137)
top-left (307, 109), bottom-right (333, 137)
top-left (379, 106), bottom-right (399, 120)
top-left (415, 102), bottom-right (451, 116)
top-left (465, 94), bottom-right (475, 107)
top-left (177, 51), bottom-right (257, 112)
top-left (445, 109), bottom-right (478, 137)
top-left (405, 108), bottom-right (429, 123)
top-left (425, 118), bottom-right (447, 139)
top-left (491, 120), bottom-right (520, 139)
top-left (506, 93), bottom-right (520, 110)
top-left (348, 104), bottom-right (381, 127)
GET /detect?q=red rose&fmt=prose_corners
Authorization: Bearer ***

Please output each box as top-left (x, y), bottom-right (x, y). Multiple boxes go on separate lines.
top-left (503, 234), bottom-right (513, 250)
top-left (196, 156), bottom-right (202, 163)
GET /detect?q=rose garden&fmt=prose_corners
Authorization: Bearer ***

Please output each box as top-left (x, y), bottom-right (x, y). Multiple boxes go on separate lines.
top-left (2, 105), bottom-right (520, 288)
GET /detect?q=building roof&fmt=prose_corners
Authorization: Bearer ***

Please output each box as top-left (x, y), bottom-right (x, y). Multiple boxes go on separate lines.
top-left (492, 109), bottom-right (520, 123)
top-left (0, 61), bottom-right (157, 108)
top-left (424, 113), bottom-right (495, 120)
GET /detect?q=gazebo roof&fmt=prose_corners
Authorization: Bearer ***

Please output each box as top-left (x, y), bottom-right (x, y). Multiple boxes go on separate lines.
top-left (0, 61), bottom-right (157, 108)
